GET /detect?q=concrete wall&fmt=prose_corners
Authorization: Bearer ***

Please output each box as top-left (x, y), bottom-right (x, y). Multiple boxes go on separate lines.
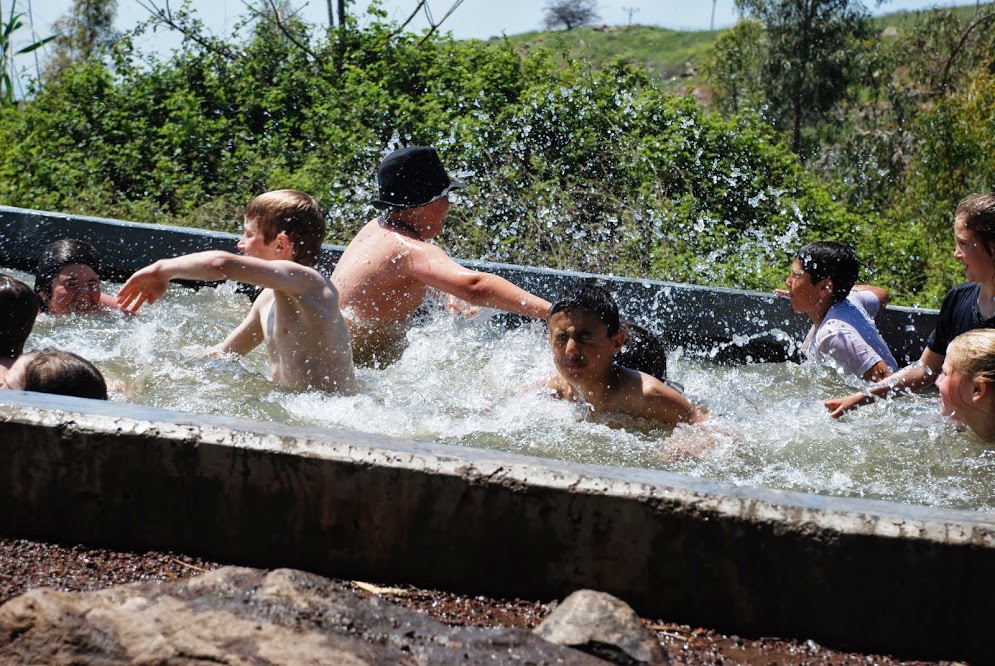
top-left (1, 390), bottom-right (993, 663)
top-left (0, 205), bottom-right (936, 363)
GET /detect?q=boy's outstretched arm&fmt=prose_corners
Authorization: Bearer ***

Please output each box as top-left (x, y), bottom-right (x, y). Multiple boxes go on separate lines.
top-left (406, 243), bottom-right (550, 319)
top-left (117, 251), bottom-right (326, 312)
top-left (825, 347), bottom-right (942, 418)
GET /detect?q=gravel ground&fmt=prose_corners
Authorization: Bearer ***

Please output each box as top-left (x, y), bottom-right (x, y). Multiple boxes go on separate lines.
top-left (0, 535), bottom-right (962, 666)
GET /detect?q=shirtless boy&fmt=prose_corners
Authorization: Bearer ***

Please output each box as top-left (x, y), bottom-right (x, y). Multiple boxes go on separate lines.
top-left (332, 146), bottom-right (551, 365)
top-left (543, 284), bottom-right (702, 426)
top-left (117, 190), bottom-right (356, 393)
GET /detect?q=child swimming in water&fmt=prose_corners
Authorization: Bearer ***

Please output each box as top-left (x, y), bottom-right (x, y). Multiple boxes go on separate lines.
top-left (33, 239), bottom-right (121, 315)
top-left (117, 189), bottom-right (356, 394)
top-left (827, 192), bottom-right (995, 416)
top-left (1, 348), bottom-right (108, 400)
top-left (936, 329), bottom-right (995, 442)
top-left (331, 146), bottom-right (550, 366)
top-left (543, 283), bottom-right (701, 426)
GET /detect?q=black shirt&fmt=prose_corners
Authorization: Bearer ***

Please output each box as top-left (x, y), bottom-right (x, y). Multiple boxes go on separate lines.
top-left (925, 282), bottom-right (995, 356)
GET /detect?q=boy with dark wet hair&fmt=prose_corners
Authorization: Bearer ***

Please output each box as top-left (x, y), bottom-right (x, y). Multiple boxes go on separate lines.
top-left (777, 241), bottom-right (897, 382)
top-left (332, 146), bottom-right (551, 365)
top-left (543, 283), bottom-right (701, 426)
top-left (2, 348), bottom-right (108, 400)
top-left (0, 275), bottom-right (39, 384)
top-left (117, 189), bottom-right (356, 394)
top-left (33, 238), bottom-right (120, 314)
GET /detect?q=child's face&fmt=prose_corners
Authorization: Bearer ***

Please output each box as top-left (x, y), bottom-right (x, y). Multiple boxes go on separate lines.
top-left (48, 264), bottom-right (102, 315)
top-left (784, 259), bottom-right (829, 318)
top-left (936, 357), bottom-right (974, 419)
top-left (953, 216), bottom-right (995, 285)
top-left (548, 309), bottom-right (623, 382)
top-left (238, 217), bottom-right (282, 260)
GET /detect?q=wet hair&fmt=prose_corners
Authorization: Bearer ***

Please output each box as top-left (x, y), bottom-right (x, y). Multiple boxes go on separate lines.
top-left (244, 190), bottom-right (326, 267)
top-left (548, 283), bottom-right (620, 336)
top-left (956, 192), bottom-right (995, 256)
top-left (33, 239), bottom-right (102, 311)
top-left (796, 241), bottom-right (859, 305)
top-left (0, 275), bottom-right (39, 358)
top-left (20, 348), bottom-right (108, 400)
top-left (616, 320), bottom-right (668, 381)
top-left (946, 329), bottom-right (995, 384)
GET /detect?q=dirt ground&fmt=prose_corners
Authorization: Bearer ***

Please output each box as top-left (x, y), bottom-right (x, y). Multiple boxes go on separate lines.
top-left (0, 536), bottom-right (964, 666)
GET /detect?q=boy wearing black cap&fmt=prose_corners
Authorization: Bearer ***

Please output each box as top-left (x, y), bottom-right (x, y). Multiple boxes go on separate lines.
top-left (332, 146), bottom-right (551, 365)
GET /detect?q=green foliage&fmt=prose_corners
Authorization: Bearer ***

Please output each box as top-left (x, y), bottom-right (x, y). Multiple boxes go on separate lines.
top-left (44, 0), bottom-right (118, 82)
top-left (7, 3), bottom-right (990, 308)
top-left (0, 12), bottom-right (861, 299)
top-left (730, 0), bottom-right (873, 155)
top-left (701, 19), bottom-right (767, 115)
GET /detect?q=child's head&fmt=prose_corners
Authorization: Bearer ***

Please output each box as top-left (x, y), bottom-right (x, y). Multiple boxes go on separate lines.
top-left (955, 192), bottom-right (995, 256)
top-left (2, 348), bottom-right (108, 400)
top-left (372, 146), bottom-right (466, 213)
top-left (547, 284), bottom-right (624, 381)
top-left (938, 329), bottom-right (995, 440)
top-left (34, 239), bottom-right (104, 314)
top-left (794, 241), bottom-right (859, 305)
top-left (0, 275), bottom-right (39, 358)
top-left (242, 190), bottom-right (325, 267)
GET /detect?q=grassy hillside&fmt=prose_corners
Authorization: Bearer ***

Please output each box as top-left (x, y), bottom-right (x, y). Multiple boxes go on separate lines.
top-left (496, 24), bottom-right (722, 82)
top-left (491, 2), bottom-right (990, 87)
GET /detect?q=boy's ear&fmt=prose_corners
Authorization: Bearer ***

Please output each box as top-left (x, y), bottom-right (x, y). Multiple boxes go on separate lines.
top-left (972, 379), bottom-right (989, 403)
top-left (611, 329), bottom-right (626, 352)
top-left (274, 232), bottom-right (294, 258)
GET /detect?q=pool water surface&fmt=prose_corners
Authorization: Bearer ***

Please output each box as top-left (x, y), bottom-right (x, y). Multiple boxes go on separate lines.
top-left (9, 269), bottom-right (994, 512)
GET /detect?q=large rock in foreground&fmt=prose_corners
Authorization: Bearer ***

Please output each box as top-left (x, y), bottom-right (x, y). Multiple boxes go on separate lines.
top-left (0, 566), bottom-right (606, 665)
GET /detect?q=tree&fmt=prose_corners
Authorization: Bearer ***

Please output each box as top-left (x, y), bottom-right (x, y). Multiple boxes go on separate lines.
top-left (44, 0), bottom-right (117, 81)
top-left (542, 0), bottom-right (599, 31)
top-left (734, 0), bottom-right (873, 155)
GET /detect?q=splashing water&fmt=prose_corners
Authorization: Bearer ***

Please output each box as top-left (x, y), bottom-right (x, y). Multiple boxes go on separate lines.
top-left (10, 269), bottom-right (994, 513)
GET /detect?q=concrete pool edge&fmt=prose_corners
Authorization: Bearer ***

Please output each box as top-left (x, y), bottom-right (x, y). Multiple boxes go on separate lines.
top-left (1, 390), bottom-right (992, 662)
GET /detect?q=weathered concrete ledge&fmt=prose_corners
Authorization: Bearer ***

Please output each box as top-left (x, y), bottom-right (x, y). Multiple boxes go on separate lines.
top-left (0, 205), bottom-right (936, 363)
top-left (1, 390), bottom-right (992, 663)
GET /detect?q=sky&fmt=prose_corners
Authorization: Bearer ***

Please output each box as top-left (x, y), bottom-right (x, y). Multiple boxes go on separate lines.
top-left (13, 0), bottom-right (983, 87)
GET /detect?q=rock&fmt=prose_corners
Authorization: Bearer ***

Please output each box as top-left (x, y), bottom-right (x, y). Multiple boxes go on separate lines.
top-left (534, 589), bottom-right (668, 666)
top-left (0, 566), bottom-right (607, 665)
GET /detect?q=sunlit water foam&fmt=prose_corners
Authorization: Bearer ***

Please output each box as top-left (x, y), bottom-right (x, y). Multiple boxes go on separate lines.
top-left (10, 269), bottom-right (994, 512)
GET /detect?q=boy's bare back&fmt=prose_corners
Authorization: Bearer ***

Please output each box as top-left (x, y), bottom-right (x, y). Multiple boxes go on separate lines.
top-left (333, 147), bottom-right (549, 365)
top-left (331, 218), bottom-right (436, 362)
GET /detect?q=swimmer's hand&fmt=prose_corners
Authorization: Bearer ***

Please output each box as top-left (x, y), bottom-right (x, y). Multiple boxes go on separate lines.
top-left (824, 391), bottom-right (871, 418)
top-left (117, 262), bottom-right (171, 313)
top-left (774, 289), bottom-right (789, 299)
top-left (444, 293), bottom-right (481, 318)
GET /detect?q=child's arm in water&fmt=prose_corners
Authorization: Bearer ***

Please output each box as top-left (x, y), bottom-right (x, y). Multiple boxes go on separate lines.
top-left (825, 347), bottom-right (944, 417)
